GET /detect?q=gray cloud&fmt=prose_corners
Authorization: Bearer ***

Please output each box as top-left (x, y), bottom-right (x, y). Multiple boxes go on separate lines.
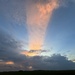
top-left (0, 30), bottom-right (75, 71)
top-left (0, 29), bottom-right (27, 63)
top-left (26, 54), bottom-right (75, 70)
top-left (0, 29), bottom-right (28, 72)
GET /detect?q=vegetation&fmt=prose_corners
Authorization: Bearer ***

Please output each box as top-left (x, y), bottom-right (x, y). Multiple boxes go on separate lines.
top-left (0, 70), bottom-right (75, 75)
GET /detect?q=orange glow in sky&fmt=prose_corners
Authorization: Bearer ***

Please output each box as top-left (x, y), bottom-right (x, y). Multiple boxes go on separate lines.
top-left (21, 51), bottom-right (39, 56)
top-left (25, 0), bottom-right (59, 56)
top-left (5, 61), bottom-right (14, 65)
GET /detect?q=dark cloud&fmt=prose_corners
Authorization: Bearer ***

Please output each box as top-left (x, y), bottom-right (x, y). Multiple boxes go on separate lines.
top-left (0, 31), bottom-right (75, 71)
top-left (26, 54), bottom-right (75, 70)
top-left (0, 64), bottom-right (24, 72)
top-left (0, 29), bottom-right (27, 62)
top-left (0, 29), bottom-right (28, 71)
top-left (24, 49), bottom-right (50, 53)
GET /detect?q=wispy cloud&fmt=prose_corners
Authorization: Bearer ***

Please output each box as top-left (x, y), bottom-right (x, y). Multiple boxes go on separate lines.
top-left (26, 0), bottom-right (59, 51)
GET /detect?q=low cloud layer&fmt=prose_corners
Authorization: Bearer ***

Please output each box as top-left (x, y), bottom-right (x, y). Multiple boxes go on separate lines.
top-left (0, 30), bottom-right (75, 71)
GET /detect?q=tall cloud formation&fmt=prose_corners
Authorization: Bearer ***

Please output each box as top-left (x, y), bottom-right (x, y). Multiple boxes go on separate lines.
top-left (25, 0), bottom-right (60, 56)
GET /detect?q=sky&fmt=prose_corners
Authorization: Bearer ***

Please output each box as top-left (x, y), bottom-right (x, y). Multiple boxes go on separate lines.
top-left (0, 0), bottom-right (75, 71)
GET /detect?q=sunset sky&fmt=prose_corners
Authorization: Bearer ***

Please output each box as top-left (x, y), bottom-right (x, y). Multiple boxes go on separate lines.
top-left (0, 0), bottom-right (75, 71)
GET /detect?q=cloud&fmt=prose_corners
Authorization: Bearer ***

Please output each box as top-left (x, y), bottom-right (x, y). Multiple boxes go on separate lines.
top-left (0, 0), bottom-right (26, 26)
top-left (0, 29), bottom-right (28, 71)
top-left (0, 0), bottom-right (75, 71)
top-left (25, 54), bottom-right (75, 70)
top-left (26, 0), bottom-right (59, 51)
top-left (21, 49), bottom-right (50, 56)
top-left (0, 32), bottom-right (75, 71)
top-left (1, 0), bottom-right (75, 57)
top-left (0, 63), bottom-right (24, 72)
top-left (0, 30), bottom-right (18, 60)
top-left (0, 29), bottom-right (27, 63)
top-left (0, 61), bottom-right (14, 65)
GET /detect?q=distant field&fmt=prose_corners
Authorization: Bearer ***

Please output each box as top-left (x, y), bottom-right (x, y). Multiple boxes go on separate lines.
top-left (0, 70), bottom-right (75, 75)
